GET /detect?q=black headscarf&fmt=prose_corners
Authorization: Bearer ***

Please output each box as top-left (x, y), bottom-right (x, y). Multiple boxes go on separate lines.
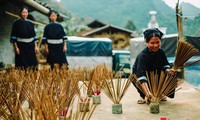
top-left (143, 28), bottom-right (164, 42)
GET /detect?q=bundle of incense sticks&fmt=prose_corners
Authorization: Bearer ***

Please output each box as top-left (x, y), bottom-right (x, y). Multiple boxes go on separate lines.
top-left (131, 71), bottom-right (184, 103)
top-left (103, 71), bottom-right (132, 104)
top-left (66, 96), bottom-right (97, 120)
top-left (0, 64), bottom-right (101, 120)
top-left (173, 39), bottom-right (199, 70)
top-left (90, 64), bottom-right (110, 96)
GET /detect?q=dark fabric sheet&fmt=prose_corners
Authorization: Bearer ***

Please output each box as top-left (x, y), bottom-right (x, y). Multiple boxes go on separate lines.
top-left (67, 40), bottom-right (112, 56)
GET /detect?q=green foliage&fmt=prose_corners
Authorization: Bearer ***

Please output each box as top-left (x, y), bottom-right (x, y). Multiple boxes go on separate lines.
top-left (124, 20), bottom-right (136, 31)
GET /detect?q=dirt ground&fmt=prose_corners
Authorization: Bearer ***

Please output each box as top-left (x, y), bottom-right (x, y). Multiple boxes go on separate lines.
top-left (90, 81), bottom-right (200, 120)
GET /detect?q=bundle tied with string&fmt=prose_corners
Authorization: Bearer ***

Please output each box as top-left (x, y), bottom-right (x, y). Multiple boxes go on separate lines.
top-left (102, 70), bottom-right (132, 114)
top-left (173, 39), bottom-right (199, 70)
top-left (131, 70), bottom-right (184, 103)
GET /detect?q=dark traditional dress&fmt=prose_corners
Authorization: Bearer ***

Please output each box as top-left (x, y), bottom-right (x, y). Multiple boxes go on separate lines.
top-left (10, 19), bottom-right (38, 69)
top-left (42, 22), bottom-right (68, 68)
top-left (132, 47), bottom-right (174, 99)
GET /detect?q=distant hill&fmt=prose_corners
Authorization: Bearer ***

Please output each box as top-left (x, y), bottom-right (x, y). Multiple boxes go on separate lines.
top-left (181, 2), bottom-right (200, 17)
top-left (60, 0), bottom-right (177, 34)
top-left (60, 0), bottom-right (200, 35)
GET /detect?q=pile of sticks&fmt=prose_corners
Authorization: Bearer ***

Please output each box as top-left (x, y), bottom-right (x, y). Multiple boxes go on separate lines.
top-left (0, 64), bottom-right (112, 120)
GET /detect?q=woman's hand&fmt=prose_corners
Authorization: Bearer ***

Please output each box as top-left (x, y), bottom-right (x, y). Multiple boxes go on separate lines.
top-left (35, 46), bottom-right (39, 53)
top-left (45, 47), bottom-right (49, 55)
top-left (15, 47), bottom-right (20, 55)
top-left (63, 47), bottom-right (67, 53)
top-left (145, 93), bottom-right (152, 104)
top-left (44, 44), bottom-right (49, 54)
top-left (13, 43), bottom-right (20, 55)
top-left (34, 42), bottom-right (39, 54)
top-left (166, 68), bottom-right (177, 75)
top-left (63, 41), bottom-right (67, 53)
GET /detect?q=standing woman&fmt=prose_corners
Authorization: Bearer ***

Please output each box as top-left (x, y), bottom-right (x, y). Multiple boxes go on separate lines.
top-left (132, 28), bottom-right (176, 104)
top-left (10, 6), bottom-right (38, 69)
top-left (42, 10), bottom-right (68, 68)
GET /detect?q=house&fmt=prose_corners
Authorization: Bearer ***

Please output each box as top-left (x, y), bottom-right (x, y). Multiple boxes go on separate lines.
top-left (87, 20), bottom-right (107, 29)
top-left (80, 20), bottom-right (135, 50)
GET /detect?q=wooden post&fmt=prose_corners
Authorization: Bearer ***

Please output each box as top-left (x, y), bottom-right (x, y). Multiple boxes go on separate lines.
top-left (176, 0), bottom-right (184, 40)
top-left (175, 0), bottom-right (185, 79)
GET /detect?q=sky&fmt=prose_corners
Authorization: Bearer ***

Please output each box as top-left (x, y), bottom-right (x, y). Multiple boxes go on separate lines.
top-left (164, 0), bottom-right (200, 8)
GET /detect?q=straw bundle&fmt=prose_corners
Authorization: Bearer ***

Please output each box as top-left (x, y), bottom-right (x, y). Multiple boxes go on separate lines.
top-left (102, 70), bottom-right (132, 104)
top-left (173, 39), bottom-right (199, 70)
top-left (131, 71), bottom-right (184, 103)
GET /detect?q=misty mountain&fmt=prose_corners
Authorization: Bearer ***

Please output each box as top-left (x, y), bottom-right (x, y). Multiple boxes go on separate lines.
top-left (60, 0), bottom-right (200, 34)
top-left (60, 0), bottom-right (176, 34)
top-left (181, 2), bottom-right (200, 17)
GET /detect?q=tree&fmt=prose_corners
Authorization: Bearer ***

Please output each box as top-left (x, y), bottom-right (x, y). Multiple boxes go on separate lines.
top-left (124, 20), bottom-right (136, 31)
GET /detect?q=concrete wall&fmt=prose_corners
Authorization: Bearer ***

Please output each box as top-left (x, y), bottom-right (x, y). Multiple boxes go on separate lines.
top-left (0, 2), bottom-right (19, 65)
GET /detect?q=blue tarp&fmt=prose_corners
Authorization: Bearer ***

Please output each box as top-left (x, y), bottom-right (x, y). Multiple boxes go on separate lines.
top-left (66, 37), bottom-right (112, 56)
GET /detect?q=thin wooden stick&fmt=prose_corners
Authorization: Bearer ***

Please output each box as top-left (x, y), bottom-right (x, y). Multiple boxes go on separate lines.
top-left (5, 11), bottom-right (46, 26)
top-left (134, 71), bottom-right (184, 103)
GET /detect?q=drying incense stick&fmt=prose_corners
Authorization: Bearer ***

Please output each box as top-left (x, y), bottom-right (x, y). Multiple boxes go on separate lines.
top-left (173, 39), bottom-right (199, 70)
top-left (1, 64), bottom-right (113, 119)
top-left (131, 71), bottom-right (184, 103)
top-left (102, 70), bottom-right (132, 104)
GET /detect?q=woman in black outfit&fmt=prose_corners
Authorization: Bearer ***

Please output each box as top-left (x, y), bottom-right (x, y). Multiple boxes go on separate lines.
top-left (132, 28), bottom-right (176, 104)
top-left (10, 6), bottom-right (38, 69)
top-left (42, 10), bottom-right (68, 68)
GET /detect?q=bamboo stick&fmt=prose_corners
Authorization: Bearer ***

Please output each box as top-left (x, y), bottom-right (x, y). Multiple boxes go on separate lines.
top-left (5, 11), bottom-right (46, 26)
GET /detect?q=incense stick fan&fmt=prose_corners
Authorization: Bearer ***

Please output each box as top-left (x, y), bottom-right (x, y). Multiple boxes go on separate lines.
top-left (173, 39), bottom-right (199, 70)
top-left (78, 80), bottom-right (90, 112)
top-left (91, 64), bottom-right (109, 104)
top-left (63, 96), bottom-right (97, 120)
top-left (131, 71), bottom-right (184, 114)
top-left (103, 71), bottom-right (132, 114)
